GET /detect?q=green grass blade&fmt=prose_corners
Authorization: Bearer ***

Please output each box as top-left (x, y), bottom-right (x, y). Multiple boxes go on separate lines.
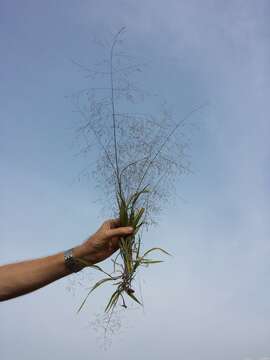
top-left (119, 201), bottom-right (128, 226)
top-left (136, 235), bottom-right (141, 259)
top-left (141, 259), bottom-right (164, 264)
top-left (76, 258), bottom-right (116, 279)
top-left (125, 290), bottom-right (142, 305)
top-left (133, 208), bottom-right (145, 228)
top-left (127, 185), bottom-right (150, 208)
top-left (105, 290), bottom-right (120, 312)
top-left (77, 277), bottom-right (113, 313)
top-left (142, 247), bottom-right (171, 258)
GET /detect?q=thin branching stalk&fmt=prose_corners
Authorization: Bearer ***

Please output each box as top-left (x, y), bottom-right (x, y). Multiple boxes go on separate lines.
top-left (110, 27), bottom-right (126, 194)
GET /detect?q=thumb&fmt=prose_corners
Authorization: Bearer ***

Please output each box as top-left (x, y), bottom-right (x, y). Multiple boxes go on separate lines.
top-left (106, 226), bottom-right (133, 238)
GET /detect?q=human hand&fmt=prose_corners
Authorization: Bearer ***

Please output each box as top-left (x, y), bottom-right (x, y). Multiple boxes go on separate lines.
top-left (74, 218), bottom-right (133, 265)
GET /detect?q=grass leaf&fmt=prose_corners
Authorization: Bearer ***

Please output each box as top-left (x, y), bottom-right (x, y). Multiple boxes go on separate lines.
top-left (142, 247), bottom-right (171, 258)
top-left (141, 259), bottom-right (164, 264)
top-left (77, 277), bottom-right (113, 313)
top-left (105, 290), bottom-right (120, 313)
top-left (125, 290), bottom-right (142, 305)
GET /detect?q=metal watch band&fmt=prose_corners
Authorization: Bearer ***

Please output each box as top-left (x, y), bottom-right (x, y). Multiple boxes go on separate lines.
top-left (64, 248), bottom-right (84, 273)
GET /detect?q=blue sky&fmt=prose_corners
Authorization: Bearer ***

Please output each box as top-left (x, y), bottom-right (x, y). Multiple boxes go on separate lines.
top-left (1, 1), bottom-right (270, 359)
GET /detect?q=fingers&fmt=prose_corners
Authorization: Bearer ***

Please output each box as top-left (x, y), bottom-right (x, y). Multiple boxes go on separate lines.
top-left (106, 226), bottom-right (133, 239)
top-left (108, 218), bottom-right (121, 228)
top-left (103, 218), bottom-right (133, 240)
top-left (103, 218), bottom-right (120, 230)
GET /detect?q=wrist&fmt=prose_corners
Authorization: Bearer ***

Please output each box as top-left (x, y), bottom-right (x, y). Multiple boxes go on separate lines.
top-left (73, 244), bottom-right (96, 265)
top-left (73, 244), bottom-right (87, 258)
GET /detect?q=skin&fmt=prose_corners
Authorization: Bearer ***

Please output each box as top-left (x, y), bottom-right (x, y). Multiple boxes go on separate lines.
top-left (0, 218), bottom-right (133, 301)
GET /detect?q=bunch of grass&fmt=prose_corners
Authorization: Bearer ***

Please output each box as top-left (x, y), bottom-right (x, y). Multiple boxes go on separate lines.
top-left (77, 183), bottom-right (170, 313)
top-left (71, 27), bottom-right (205, 315)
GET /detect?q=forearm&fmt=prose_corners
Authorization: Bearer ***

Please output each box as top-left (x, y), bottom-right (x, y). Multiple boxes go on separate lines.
top-left (0, 219), bottom-right (133, 302)
top-left (0, 246), bottom-right (84, 301)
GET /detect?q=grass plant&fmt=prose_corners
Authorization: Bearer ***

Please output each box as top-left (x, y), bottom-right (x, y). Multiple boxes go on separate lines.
top-left (71, 27), bottom-right (206, 316)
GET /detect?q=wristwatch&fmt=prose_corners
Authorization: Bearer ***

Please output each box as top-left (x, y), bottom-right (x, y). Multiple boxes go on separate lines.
top-left (64, 248), bottom-right (84, 273)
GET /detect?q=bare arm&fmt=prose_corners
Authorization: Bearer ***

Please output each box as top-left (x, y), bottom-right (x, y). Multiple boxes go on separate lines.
top-left (0, 219), bottom-right (133, 301)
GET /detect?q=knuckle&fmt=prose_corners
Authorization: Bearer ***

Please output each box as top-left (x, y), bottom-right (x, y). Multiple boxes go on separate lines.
top-left (104, 229), bottom-right (111, 237)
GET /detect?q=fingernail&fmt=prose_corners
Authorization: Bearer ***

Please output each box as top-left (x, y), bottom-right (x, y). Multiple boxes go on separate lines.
top-left (128, 227), bottom-right (133, 231)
